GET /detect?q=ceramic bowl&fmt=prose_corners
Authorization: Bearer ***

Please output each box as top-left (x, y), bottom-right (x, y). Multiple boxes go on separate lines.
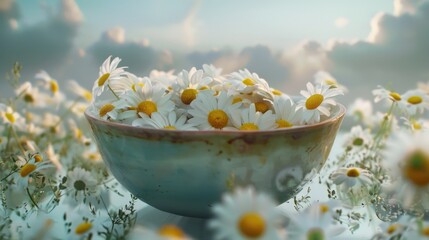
top-left (85, 104), bottom-right (345, 218)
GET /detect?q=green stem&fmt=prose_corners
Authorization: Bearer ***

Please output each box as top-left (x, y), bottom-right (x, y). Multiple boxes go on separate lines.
top-left (26, 187), bottom-right (39, 209)
top-left (11, 126), bottom-right (25, 155)
top-left (107, 84), bottom-right (120, 100)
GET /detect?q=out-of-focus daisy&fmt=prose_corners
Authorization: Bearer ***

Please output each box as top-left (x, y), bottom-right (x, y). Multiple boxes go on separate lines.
top-left (286, 202), bottom-right (345, 240)
top-left (172, 68), bottom-right (213, 106)
top-left (372, 86), bottom-right (402, 103)
top-left (209, 187), bottom-right (285, 240)
top-left (149, 69), bottom-right (176, 92)
top-left (109, 73), bottom-right (150, 96)
top-left (66, 167), bottom-right (98, 202)
top-left (373, 216), bottom-right (409, 240)
top-left (15, 81), bottom-right (47, 107)
top-left (128, 225), bottom-right (191, 240)
top-left (92, 56), bottom-right (127, 97)
top-left (313, 71), bottom-right (347, 93)
top-left (0, 106), bottom-right (25, 129)
top-left (68, 80), bottom-right (93, 103)
top-left (272, 97), bottom-right (302, 128)
top-left (231, 103), bottom-right (276, 131)
top-left (398, 89), bottom-right (429, 116)
top-left (348, 98), bottom-right (373, 127)
top-left (188, 91), bottom-right (241, 130)
top-left (330, 167), bottom-right (373, 189)
top-left (15, 154), bottom-right (53, 188)
top-left (133, 111), bottom-right (197, 130)
top-left (45, 144), bottom-right (62, 171)
top-left (343, 125), bottom-right (373, 152)
top-left (296, 82), bottom-right (343, 124)
top-left (119, 81), bottom-right (175, 120)
top-left (401, 221), bottom-right (429, 240)
top-left (35, 70), bottom-right (61, 96)
top-left (402, 117), bottom-right (429, 132)
top-left (64, 208), bottom-right (108, 240)
top-left (227, 69), bottom-right (271, 95)
top-left (382, 131), bottom-right (429, 209)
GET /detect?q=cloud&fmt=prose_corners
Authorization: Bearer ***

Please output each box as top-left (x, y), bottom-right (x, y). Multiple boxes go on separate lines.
top-left (335, 17), bottom-right (349, 28)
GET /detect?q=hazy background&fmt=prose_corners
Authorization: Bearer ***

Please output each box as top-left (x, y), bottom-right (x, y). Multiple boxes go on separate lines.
top-left (1, 0), bottom-right (428, 103)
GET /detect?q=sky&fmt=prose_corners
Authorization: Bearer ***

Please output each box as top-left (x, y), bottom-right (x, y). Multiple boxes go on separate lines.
top-left (1, 0), bottom-right (428, 103)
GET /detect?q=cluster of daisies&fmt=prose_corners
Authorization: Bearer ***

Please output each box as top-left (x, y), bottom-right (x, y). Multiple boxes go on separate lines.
top-left (89, 56), bottom-right (345, 131)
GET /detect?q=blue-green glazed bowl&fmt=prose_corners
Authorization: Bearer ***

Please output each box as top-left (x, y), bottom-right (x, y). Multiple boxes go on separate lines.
top-left (85, 104), bottom-right (345, 218)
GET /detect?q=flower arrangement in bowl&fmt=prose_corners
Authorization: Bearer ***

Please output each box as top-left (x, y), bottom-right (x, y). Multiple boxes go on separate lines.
top-left (85, 56), bottom-right (346, 218)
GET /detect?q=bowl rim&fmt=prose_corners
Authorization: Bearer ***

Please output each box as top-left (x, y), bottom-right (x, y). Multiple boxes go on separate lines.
top-left (84, 103), bottom-right (346, 136)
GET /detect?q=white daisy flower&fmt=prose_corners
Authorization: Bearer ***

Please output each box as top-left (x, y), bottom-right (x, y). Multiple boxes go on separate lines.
top-left (347, 98), bottom-right (374, 127)
top-left (272, 97), bottom-right (302, 128)
top-left (93, 100), bottom-right (121, 121)
top-left (231, 103), bottom-right (276, 131)
top-left (296, 82), bottom-right (343, 124)
top-left (313, 71), bottom-right (347, 93)
top-left (0, 106), bottom-right (25, 129)
top-left (15, 154), bottom-right (53, 188)
top-left (343, 125), bottom-right (373, 152)
top-left (108, 73), bottom-right (150, 97)
top-left (119, 80), bottom-right (175, 121)
top-left (209, 187), bottom-right (285, 240)
top-left (68, 80), bottom-right (93, 103)
top-left (287, 202), bottom-right (345, 240)
top-left (128, 225), bottom-right (191, 240)
top-left (398, 89), bottom-right (429, 116)
top-left (330, 167), bottom-right (373, 189)
top-left (149, 69), bottom-right (177, 92)
top-left (15, 81), bottom-right (47, 107)
top-left (35, 70), bottom-right (62, 96)
top-left (132, 111), bottom-right (197, 130)
top-left (188, 91), bottom-right (241, 130)
top-left (172, 68), bottom-right (213, 107)
top-left (372, 86), bottom-right (402, 103)
top-left (65, 208), bottom-right (109, 240)
top-left (227, 69), bottom-right (271, 95)
top-left (66, 167), bottom-right (98, 202)
top-left (373, 216), bottom-right (409, 239)
top-left (402, 117), bottom-right (429, 132)
top-left (92, 56), bottom-right (127, 97)
top-left (382, 131), bottom-right (429, 209)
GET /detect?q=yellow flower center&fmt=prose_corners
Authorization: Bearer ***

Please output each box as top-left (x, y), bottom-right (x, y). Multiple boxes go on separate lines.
top-left (276, 119), bottom-right (293, 128)
top-left (75, 221), bottom-right (92, 235)
top-left (164, 125), bottom-right (177, 130)
top-left (272, 89), bottom-right (283, 96)
top-left (20, 163), bottom-right (37, 177)
top-left (158, 225), bottom-right (185, 238)
top-left (404, 150), bottom-right (429, 186)
top-left (319, 204), bottom-right (329, 214)
top-left (389, 92), bottom-right (401, 101)
top-left (423, 227), bottom-right (429, 236)
top-left (99, 104), bottom-right (115, 117)
top-left (88, 153), bottom-right (99, 161)
top-left (24, 93), bottom-right (34, 103)
top-left (307, 228), bottom-right (325, 240)
top-left (407, 96), bottom-right (423, 105)
top-left (181, 88), bottom-right (198, 105)
top-left (305, 94), bottom-right (324, 110)
top-left (413, 122), bottom-right (422, 130)
top-left (387, 224), bottom-right (400, 235)
top-left (5, 112), bottom-right (15, 123)
top-left (242, 78), bottom-right (255, 86)
top-left (240, 123), bottom-right (259, 131)
top-left (199, 86), bottom-right (209, 90)
top-left (346, 168), bottom-right (360, 177)
top-left (353, 137), bottom-right (364, 146)
top-left (50, 80), bottom-right (59, 93)
top-left (232, 97), bottom-right (243, 104)
top-left (137, 101), bottom-right (158, 117)
top-left (83, 91), bottom-right (92, 102)
top-left (238, 212), bottom-right (266, 238)
top-left (97, 73), bottom-right (110, 86)
top-left (131, 83), bottom-right (145, 92)
top-left (208, 109), bottom-right (228, 129)
top-left (255, 102), bottom-right (270, 113)
top-left (34, 154), bottom-right (43, 163)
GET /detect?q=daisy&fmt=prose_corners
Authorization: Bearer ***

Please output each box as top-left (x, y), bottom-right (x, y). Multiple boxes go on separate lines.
top-left (343, 125), bottom-right (373, 152)
top-left (68, 80), bottom-right (93, 103)
top-left (93, 100), bottom-right (121, 121)
top-left (188, 91), bottom-right (241, 130)
top-left (227, 69), bottom-right (271, 95)
top-left (313, 71), bottom-right (347, 93)
top-left (373, 216), bottom-right (409, 239)
top-left (402, 117), bottom-right (429, 132)
top-left (398, 89), bottom-right (429, 116)
top-left (401, 221), bottom-right (429, 239)
top-left (347, 98), bottom-right (373, 127)
top-left (92, 56), bottom-right (127, 97)
top-left (172, 68), bottom-right (213, 106)
top-left (272, 97), bottom-right (302, 128)
top-left (132, 111), bottom-right (197, 130)
top-left (15, 154), bottom-right (53, 188)
top-left (14, 81), bottom-right (47, 107)
top-left (372, 86), bottom-right (402, 103)
top-left (330, 167), bottom-right (373, 189)
top-left (119, 80), bottom-right (175, 121)
top-left (382, 131), bottom-right (429, 209)
top-left (296, 82), bottom-right (343, 124)
top-left (64, 208), bottom-right (109, 240)
top-left (149, 69), bottom-right (176, 92)
top-left (66, 167), bottom-right (98, 202)
top-left (0, 106), bottom-right (25, 129)
top-left (231, 103), bottom-right (276, 131)
top-left (209, 187), bottom-right (285, 240)
top-left (35, 70), bottom-right (61, 96)
top-left (109, 73), bottom-right (150, 96)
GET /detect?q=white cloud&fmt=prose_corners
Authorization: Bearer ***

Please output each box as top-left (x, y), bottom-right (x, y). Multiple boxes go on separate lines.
top-left (335, 17), bottom-right (349, 28)
top-left (103, 26), bottom-right (125, 44)
top-left (61, 0), bottom-right (83, 24)
top-left (394, 0), bottom-right (423, 15)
